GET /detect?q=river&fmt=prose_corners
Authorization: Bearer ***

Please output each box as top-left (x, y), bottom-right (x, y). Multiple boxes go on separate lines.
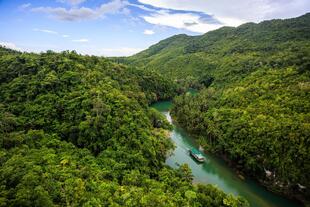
top-left (152, 100), bottom-right (302, 207)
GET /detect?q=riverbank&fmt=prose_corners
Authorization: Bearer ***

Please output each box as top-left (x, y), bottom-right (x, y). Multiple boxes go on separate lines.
top-left (171, 111), bottom-right (306, 206)
top-left (218, 152), bottom-right (305, 206)
top-left (152, 100), bottom-right (303, 207)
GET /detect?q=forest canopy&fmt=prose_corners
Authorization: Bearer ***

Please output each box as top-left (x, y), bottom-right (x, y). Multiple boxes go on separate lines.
top-left (121, 13), bottom-right (310, 205)
top-left (0, 47), bottom-right (247, 206)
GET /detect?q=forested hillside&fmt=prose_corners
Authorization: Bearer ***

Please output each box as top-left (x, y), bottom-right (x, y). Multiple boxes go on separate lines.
top-left (0, 47), bottom-right (248, 206)
top-left (120, 13), bottom-right (310, 204)
top-left (121, 13), bottom-right (310, 87)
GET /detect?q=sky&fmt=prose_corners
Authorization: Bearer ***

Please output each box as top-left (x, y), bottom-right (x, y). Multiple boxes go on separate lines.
top-left (1, 0), bottom-right (310, 56)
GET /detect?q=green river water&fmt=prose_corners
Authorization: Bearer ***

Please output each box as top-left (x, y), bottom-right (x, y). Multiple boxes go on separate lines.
top-left (152, 100), bottom-right (302, 207)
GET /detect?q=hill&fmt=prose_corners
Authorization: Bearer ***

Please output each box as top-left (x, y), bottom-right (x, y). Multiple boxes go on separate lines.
top-left (0, 48), bottom-right (248, 206)
top-left (120, 13), bottom-right (310, 204)
top-left (121, 13), bottom-right (310, 88)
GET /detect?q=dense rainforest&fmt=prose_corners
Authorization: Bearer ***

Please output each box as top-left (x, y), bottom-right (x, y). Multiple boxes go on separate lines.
top-left (117, 13), bottom-right (310, 205)
top-left (0, 46), bottom-right (249, 206)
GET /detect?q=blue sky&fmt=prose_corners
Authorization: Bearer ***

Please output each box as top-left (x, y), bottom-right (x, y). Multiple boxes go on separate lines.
top-left (1, 0), bottom-right (309, 56)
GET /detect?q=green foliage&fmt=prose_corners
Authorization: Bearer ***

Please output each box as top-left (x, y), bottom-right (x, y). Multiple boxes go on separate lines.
top-left (0, 48), bottom-right (246, 206)
top-left (125, 13), bottom-right (310, 89)
top-left (165, 14), bottom-right (310, 204)
top-left (116, 12), bottom-right (310, 204)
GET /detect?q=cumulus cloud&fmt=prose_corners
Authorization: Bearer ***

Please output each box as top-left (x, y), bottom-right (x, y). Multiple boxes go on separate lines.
top-left (31, 0), bottom-right (128, 21)
top-left (0, 42), bottom-right (22, 51)
top-left (32, 7), bottom-right (96, 21)
top-left (143, 29), bottom-right (154, 35)
top-left (138, 0), bottom-right (310, 24)
top-left (72, 38), bottom-right (89, 42)
top-left (142, 11), bottom-right (222, 33)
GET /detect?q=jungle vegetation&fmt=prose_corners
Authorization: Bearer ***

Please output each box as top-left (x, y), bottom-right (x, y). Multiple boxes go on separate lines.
top-left (119, 13), bottom-right (310, 205)
top-left (1, 12), bottom-right (310, 207)
top-left (0, 47), bottom-right (248, 206)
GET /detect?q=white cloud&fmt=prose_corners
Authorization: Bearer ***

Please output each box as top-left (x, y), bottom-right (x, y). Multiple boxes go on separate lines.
top-left (19, 3), bottom-right (31, 10)
top-left (57, 0), bottom-right (87, 6)
top-left (142, 11), bottom-right (222, 33)
top-left (121, 8), bottom-right (131, 15)
top-left (75, 47), bottom-right (143, 56)
top-left (0, 41), bottom-right (141, 57)
top-left (98, 47), bottom-right (143, 56)
top-left (138, 0), bottom-right (310, 29)
top-left (98, 0), bottom-right (128, 14)
top-left (143, 29), bottom-right (154, 35)
top-left (127, 2), bottom-right (157, 12)
top-left (33, 28), bottom-right (58, 34)
top-left (32, 0), bottom-right (128, 21)
top-left (32, 29), bottom-right (89, 44)
top-left (33, 29), bottom-right (73, 39)
top-left (32, 7), bottom-right (97, 21)
top-left (72, 38), bottom-right (89, 42)
top-left (0, 42), bottom-right (22, 51)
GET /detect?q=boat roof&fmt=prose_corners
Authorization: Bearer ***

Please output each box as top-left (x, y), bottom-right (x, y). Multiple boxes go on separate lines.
top-left (191, 148), bottom-right (202, 155)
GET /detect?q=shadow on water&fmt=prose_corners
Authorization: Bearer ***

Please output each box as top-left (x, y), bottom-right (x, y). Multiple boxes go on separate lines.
top-left (151, 101), bottom-right (302, 207)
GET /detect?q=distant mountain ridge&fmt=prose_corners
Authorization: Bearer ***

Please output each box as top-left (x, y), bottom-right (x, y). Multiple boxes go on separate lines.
top-left (119, 13), bottom-right (310, 87)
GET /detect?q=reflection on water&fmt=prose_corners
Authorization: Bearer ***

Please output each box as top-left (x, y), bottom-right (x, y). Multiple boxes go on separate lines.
top-left (152, 101), bottom-right (301, 207)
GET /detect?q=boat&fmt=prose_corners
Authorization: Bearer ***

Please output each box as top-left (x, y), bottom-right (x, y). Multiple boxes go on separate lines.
top-left (189, 148), bottom-right (205, 163)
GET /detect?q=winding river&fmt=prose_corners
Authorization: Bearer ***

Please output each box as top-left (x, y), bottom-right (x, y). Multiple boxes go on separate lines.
top-left (152, 100), bottom-right (302, 207)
